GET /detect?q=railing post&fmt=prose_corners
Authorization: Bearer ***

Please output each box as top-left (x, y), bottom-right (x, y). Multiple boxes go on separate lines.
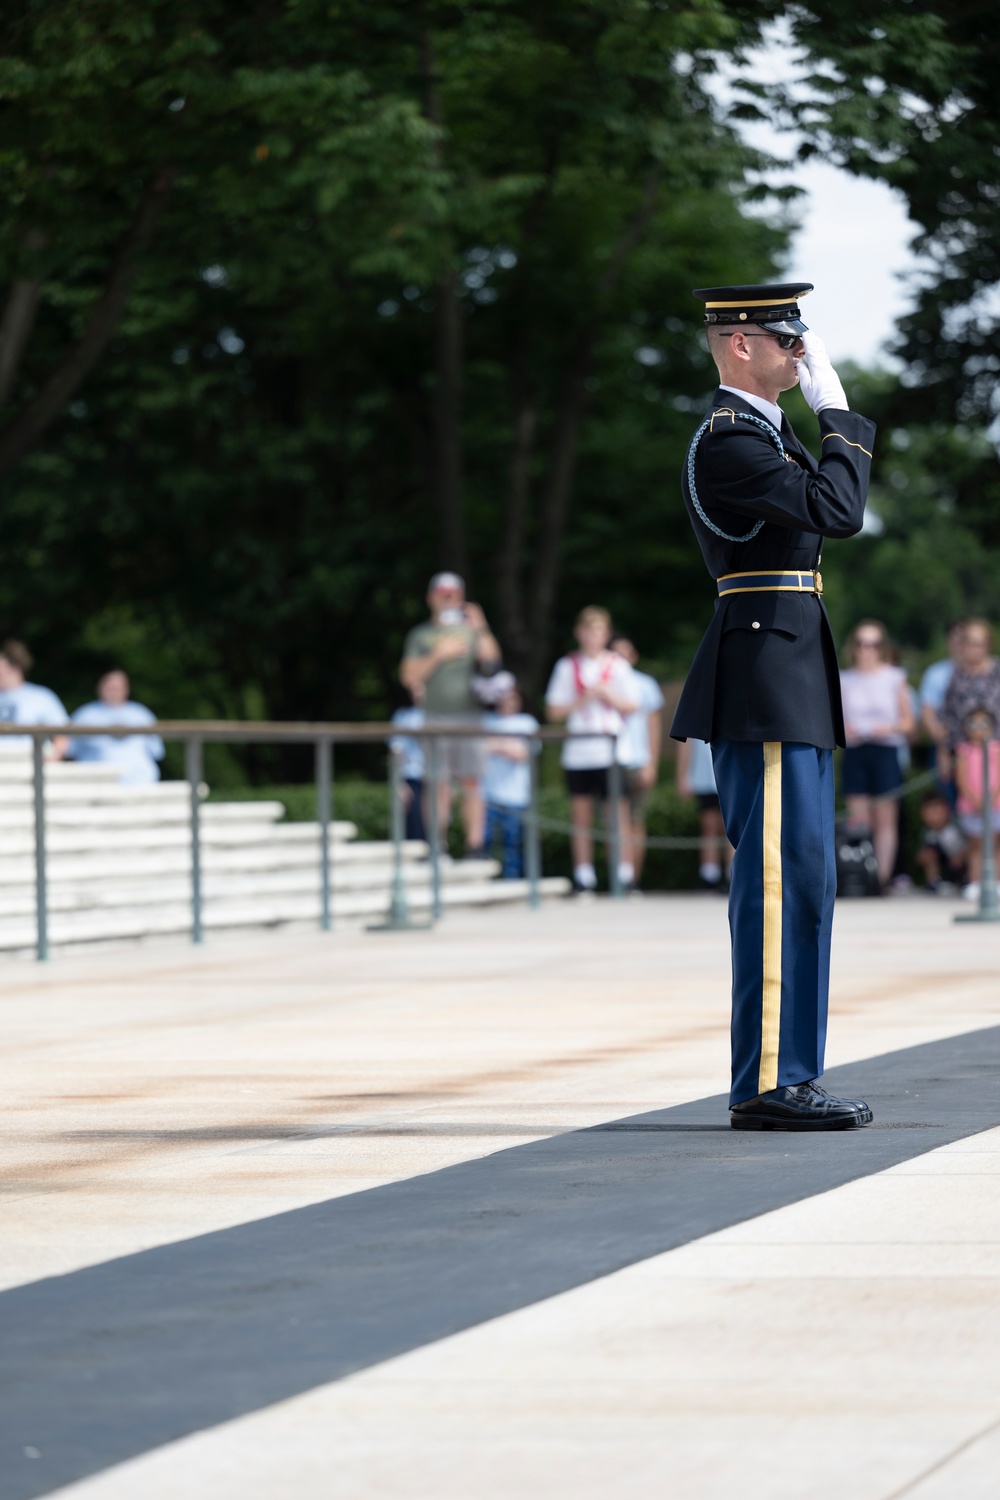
top-left (427, 735), bottom-right (442, 921)
top-left (957, 735), bottom-right (1000, 923)
top-left (526, 739), bottom-right (541, 910)
top-left (316, 737), bottom-right (333, 932)
top-left (186, 737), bottom-right (204, 944)
top-left (32, 735), bottom-right (49, 962)
top-left (608, 746), bottom-right (624, 899)
top-left (368, 744), bottom-right (430, 931)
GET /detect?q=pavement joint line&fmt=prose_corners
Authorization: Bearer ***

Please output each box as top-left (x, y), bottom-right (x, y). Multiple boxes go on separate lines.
top-left (880, 1414), bottom-right (1000, 1500)
top-left (2, 1024), bottom-right (1000, 1500)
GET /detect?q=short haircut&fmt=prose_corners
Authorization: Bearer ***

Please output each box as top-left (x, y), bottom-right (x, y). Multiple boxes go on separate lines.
top-left (576, 606), bottom-right (611, 631)
top-left (0, 638), bottom-right (32, 674)
top-left (963, 617), bottom-right (995, 651)
top-left (921, 789), bottom-right (949, 805)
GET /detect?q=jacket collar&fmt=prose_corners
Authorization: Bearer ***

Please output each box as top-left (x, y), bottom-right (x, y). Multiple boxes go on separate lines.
top-left (713, 385), bottom-right (784, 431)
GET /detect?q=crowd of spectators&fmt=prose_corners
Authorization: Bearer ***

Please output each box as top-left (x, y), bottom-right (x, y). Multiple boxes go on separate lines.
top-left (0, 641), bottom-right (163, 784)
top-left (396, 580), bottom-right (664, 893)
top-left (8, 588), bottom-right (997, 901)
top-left (394, 577), bottom-right (1000, 901)
top-left (837, 616), bottom-right (1000, 901)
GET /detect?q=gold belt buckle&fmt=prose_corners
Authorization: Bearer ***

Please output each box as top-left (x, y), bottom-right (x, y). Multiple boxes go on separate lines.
top-left (814, 570), bottom-right (823, 595)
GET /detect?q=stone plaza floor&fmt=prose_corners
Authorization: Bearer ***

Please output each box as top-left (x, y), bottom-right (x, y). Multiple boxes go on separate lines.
top-left (2, 892), bottom-right (1000, 1499)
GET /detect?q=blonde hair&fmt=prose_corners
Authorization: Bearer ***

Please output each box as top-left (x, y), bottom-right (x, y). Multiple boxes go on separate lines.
top-left (575, 606), bottom-right (611, 631)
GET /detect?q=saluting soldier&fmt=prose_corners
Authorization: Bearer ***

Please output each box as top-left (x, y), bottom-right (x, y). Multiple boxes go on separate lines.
top-left (671, 283), bottom-right (877, 1131)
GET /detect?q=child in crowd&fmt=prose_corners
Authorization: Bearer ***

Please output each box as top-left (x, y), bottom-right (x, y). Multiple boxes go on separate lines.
top-left (916, 788), bottom-right (968, 894)
top-left (389, 689), bottom-right (426, 843)
top-left (545, 606), bottom-right (638, 894)
top-left (676, 736), bottom-right (733, 892)
top-left (482, 677), bottom-right (538, 879)
top-left (954, 706), bottom-right (1000, 902)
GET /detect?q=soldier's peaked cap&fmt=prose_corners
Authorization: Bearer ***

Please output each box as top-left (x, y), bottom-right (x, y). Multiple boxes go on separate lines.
top-left (693, 282), bottom-right (813, 336)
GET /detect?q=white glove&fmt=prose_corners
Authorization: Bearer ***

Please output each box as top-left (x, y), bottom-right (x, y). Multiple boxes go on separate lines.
top-left (796, 330), bottom-right (849, 413)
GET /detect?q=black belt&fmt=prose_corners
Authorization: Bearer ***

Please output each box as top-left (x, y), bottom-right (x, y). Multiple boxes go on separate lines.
top-left (717, 569), bottom-right (823, 597)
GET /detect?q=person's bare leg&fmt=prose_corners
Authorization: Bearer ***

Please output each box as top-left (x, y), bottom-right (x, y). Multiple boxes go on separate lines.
top-left (436, 780), bottom-right (453, 845)
top-left (459, 777), bottom-right (485, 850)
top-left (611, 796), bottom-right (634, 885)
top-left (703, 807), bottom-right (731, 878)
top-left (871, 798), bottom-right (900, 885)
top-left (570, 796), bottom-right (594, 869)
top-left (968, 836), bottom-right (983, 885)
top-left (845, 794), bottom-right (870, 830)
top-left (631, 812), bottom-right (648, 882)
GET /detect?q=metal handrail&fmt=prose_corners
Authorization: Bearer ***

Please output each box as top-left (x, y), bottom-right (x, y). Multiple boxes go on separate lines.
top-left (0, 719), bottom-right (626, 959)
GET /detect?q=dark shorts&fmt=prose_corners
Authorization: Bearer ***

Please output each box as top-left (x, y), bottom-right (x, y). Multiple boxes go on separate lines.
top-left (697, 792), bottom-right (721, 813)
top-left (842, 743), bottom-right (902, 798)
top-left (565, 766), bottom-right (609, 800)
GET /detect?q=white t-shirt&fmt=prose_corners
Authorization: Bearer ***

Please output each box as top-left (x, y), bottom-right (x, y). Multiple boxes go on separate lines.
top-left (70, 701), bottom-right (164, 784)
top-left (482, 712), bottom-right (538, 808)
top-left (840, 665), bottom-right (908, 748)
top-left (545, 652), bottom-right (639, 769)
top-left (618, 671), bottom-right (665, 769)
top-left (0, 681), bottom-right (68, 751)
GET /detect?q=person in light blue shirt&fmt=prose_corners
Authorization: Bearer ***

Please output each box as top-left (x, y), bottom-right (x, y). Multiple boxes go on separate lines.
top-left (919, 620), bottom-right (964, 797)
top-left (482, 683), bottom-right (538, 879)
top-left (676, 735), bottom-right (733, 891)
top-left (0, 639), bottom-right (69, 758)
top-left (389, 699), bottom-right (426, 841)
top-left (70, 670), bottom-right (164, 784)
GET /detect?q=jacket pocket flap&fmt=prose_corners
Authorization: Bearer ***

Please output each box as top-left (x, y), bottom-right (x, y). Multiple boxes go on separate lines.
top-left (720, 592), bottom-right (802, 638)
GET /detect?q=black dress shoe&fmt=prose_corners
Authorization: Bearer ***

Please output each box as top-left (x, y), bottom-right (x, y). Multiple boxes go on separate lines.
top-left (731, 1081), bottom-right (873, 1132)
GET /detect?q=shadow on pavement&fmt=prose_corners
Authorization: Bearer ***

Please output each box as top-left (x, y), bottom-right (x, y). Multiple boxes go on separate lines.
top-left (3, 1027), bottom-right (999, 1500)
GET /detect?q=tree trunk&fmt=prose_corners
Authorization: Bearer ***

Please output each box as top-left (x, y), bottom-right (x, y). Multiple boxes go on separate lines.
top-left (521, 340), bottom-right (593, 699)
top-left (0, 169), bottom-right (174, 479)
top-left (519, 169), bottom-right (661, 696)
top-left (431, 268), bottom-right (467, 573)
top-left (0, 278), bottom-right (43, 414)
top-left (421, 30), bottom-right (467, 575)
top-left (495, 356), bottom-right (537, 676)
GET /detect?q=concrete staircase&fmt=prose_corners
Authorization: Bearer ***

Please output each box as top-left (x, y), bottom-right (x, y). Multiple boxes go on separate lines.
top-left (0, 749), bottom-right (568, 953)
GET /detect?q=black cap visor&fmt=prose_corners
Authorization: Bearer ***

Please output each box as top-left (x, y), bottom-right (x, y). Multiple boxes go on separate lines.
top-left (761, 317), bottom-right (808, 336)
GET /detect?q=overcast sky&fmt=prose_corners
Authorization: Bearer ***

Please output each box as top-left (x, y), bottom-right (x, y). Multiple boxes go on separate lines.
top-left (712, 33), bottom-right (921, 368)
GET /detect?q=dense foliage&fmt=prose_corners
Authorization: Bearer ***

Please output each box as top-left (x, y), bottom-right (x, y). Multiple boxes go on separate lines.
top-left (0, 0), bottom-right (788, 750)
top-left (1, 0), bottom-right (998, 775)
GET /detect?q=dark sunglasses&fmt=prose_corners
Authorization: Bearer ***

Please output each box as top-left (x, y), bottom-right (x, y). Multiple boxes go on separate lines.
top-left (740, 332), bottom-right (803, 350)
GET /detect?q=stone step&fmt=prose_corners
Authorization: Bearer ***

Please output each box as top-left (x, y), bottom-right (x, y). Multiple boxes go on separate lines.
top-left (0, 819), bottom-right (361, 858)
top-left (2, 781), bottom-right (192, 806)
top-left (0, 876), bottom-right (570, 951)
top-left (0, 756), bottom-right (122, 783)
top-left (0, 836), bottom-right (424, 886)
top-left (0, 856), bottom-right (499, 917)
top-left (0, 800), bottom-right (291, 831)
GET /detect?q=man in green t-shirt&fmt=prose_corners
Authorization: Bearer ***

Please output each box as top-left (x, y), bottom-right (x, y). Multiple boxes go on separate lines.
top-left (400, 572), bottom-right (502, 854)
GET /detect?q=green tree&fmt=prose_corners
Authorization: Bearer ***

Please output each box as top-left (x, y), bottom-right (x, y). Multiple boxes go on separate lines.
top-left (1, 1), bottom-right (792, 737)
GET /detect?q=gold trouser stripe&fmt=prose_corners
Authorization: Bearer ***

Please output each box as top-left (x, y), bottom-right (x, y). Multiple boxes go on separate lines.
top-left (759, 743), bottom-right (783, 1095)
top-left (821, 432), bottom-right (873, 459)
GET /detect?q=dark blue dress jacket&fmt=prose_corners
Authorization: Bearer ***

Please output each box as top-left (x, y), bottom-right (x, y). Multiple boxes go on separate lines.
top-left (670, 388), bottom-right (877, 749)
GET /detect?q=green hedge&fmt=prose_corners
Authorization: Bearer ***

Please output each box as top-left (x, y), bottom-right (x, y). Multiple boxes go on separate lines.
top-left (209, 772), bottom-right (934, 890)
top-left (208, 780), bottom-right (702, 890)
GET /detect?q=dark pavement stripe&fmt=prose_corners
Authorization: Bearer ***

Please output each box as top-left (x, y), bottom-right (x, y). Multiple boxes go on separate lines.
top-left (3, 1025), bottom-right (1000, 1500)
